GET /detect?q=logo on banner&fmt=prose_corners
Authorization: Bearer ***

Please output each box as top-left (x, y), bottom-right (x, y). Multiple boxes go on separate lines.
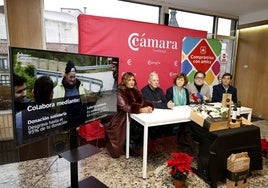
top-left (188, 40), bottom-right (216, 73)
top-left (147, 60), bottom-right (160, 65)
top-left (127, 59), bottom-right (132, 66)
top-left (200, 46), bottom-right (206, 54)
top-left (169, 72), bottom-right (177, 77)
top-left (128, 32), bottom-right (178, 52)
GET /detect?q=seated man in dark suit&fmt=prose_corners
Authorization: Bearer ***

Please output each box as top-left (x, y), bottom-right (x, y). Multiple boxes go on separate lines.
top-left (141, 72), bottom-right (176, 152)
top-left (141, 71), bottom-right (174, 109)
top-left (212, 73), bottom-right (237, 103)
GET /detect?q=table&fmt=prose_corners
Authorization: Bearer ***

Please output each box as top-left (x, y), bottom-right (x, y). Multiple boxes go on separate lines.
top-left (189, 121), bottom-right (262, 187)
top-left (241, 106), bottom-right (252, 121)
top-left (126, 103), bottom-right (253, 179)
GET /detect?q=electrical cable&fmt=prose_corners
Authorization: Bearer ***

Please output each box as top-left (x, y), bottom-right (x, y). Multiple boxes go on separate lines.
top-left (31, 156), bottom-right (59, 187)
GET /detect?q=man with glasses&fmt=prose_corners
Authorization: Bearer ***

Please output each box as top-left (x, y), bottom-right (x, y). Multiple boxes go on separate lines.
top-left (187, 71), bottom-right (211, 103)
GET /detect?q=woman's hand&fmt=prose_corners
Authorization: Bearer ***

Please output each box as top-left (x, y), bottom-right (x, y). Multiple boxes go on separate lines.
top-left (140, 106), bottom-right (153, 113)
top-left (167, 100), bottom-right (174, 109)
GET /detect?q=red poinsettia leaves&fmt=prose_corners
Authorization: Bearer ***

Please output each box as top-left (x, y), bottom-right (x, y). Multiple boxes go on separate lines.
top-left (261, 138), bottom-right (268, 158)
top-left (167, 152), bottom-right (194, 176)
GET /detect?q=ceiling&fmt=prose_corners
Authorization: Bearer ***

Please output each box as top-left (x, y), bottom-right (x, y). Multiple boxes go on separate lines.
top-left (138, 0), bottom-right (268, 25)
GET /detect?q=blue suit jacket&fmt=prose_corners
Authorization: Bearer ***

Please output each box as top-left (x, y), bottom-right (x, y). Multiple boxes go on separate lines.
top-left (212, 84), bottom-right (237, 103)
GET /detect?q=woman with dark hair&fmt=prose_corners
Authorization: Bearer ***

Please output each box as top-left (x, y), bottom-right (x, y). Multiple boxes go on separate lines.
top-left (105, 72), bottom-right (154, 158)
top-left (166, 73), bottom-right (190, 106)
top-left (166, 73), bottom-right (190, 145)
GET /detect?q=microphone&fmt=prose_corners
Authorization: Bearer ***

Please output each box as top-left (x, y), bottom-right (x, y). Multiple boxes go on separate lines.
top-left (197, 92), bottom-right (203, 100)
top-left (191, 93), bottom-right (199, 102)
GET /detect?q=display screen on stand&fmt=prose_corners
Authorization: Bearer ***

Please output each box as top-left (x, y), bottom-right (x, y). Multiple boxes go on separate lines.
top-left (10, 46), bottom-right (118, 146)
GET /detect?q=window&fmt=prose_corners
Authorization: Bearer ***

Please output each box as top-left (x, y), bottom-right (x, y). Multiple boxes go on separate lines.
top-left (217, 18), bottom-right (237, 36)
top-left (0, 75), bottom-right (10, 86)
top-left (44, 0), bottom-right (160, 24)
top-left (0, 0), bottom-right (7, 41)
top-left (169, 10), bottom-right (214, 35)
top-left (168, 9), bottom-right (238, 75)
top-left (0, 58), bottom-right (8, 71)
top-left (44, 0), bottom-right (160, 46)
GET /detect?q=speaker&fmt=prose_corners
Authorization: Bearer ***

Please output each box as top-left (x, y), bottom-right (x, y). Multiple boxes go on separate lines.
top-left (222, 93), bottom-right (232, 107)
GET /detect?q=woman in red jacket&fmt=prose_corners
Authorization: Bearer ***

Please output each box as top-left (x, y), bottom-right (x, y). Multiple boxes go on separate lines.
top-left (105, 72), bottom-right (154, 158)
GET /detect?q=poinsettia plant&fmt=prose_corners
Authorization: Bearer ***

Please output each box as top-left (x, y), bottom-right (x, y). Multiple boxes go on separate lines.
top-left (167, 152), bottom-right (193, 181)
top-left (261, 138), bottom-right (268, 158)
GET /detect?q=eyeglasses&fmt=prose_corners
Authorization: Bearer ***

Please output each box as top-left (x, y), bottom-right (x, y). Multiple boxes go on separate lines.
top-left (195, 77), bottom-right (204, 80)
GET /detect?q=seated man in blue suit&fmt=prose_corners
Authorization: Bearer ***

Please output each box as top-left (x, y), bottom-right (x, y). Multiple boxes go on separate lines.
top-left (212, 73), bottom-right (237, 103)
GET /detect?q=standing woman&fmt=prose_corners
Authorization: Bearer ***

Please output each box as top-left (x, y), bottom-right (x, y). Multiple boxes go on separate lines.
top-left (105, 72), bottom-right (154, 158)
top-left (166, 73), bottom-right (190, 106)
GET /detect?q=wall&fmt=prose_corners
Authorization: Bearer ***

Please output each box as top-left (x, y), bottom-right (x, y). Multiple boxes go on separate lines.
top-left (44, 11), bottom-right (78, 44)
top-left (235, 25), bottom-right (268, 119)
top-left (0, 13), bottom-right (7, 40)
top-left (5, 0), bottom-right (44, 48)
top-left (4, 0), bottom-right (49, 161)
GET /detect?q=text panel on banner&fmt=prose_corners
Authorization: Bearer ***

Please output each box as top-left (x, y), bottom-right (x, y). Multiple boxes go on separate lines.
top-left (181, 37), bottom-right (222, 93)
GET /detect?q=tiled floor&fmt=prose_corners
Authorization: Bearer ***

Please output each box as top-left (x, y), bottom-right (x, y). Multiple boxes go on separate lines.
top-left (0, 120), bottom-right (268, 188)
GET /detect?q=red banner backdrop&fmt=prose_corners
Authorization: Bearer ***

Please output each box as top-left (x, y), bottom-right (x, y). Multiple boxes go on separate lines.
top-left (78, 14), bottom-right (207, 92)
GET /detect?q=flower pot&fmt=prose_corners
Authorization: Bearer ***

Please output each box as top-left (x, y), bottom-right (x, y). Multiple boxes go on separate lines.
top-left (173, 179), bottom-right (185, 188)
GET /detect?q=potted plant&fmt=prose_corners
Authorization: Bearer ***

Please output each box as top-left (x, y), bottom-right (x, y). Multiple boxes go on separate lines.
top-left (167, 152), bottom-right (193, 188)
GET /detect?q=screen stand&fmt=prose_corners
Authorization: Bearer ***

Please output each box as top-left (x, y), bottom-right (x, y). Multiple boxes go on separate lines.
top-left (70, 128), bottom-right (78, 187)
top-left (59, 127), bottom-right (108, 188)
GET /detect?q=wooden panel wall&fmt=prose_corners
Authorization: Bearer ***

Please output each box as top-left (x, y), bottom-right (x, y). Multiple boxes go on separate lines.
top-left (235, 25), bottom-right (268, 119)
top-left (4, 0), bottom-right (48, 160)
top-left (5, 0), bottom-right (44, 49)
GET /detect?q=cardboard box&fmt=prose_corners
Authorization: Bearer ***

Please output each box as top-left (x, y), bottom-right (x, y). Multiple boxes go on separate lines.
top-left (190, 111), bottom-right (204, 126)
top-left (228, 117), bottom-right (253, 129)
top-left (229, 120), bottom-right (241, 129)
top-left (227, 152), bottom-right (250, 172)
top-left (241, 117), bottom-right (253, 126)
top-left (190, 111), bottom-right (229, 131)
top-left (226, 152), bottom-right (250, 188)
top-left (226, 179), bottom-right (248, 188)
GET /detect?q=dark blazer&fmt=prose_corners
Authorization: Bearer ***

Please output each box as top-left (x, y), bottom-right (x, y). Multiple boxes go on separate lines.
top-left (212, 84), bottom-right (237, 103)
top-left (141, 85), bottom-right (168, 109)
